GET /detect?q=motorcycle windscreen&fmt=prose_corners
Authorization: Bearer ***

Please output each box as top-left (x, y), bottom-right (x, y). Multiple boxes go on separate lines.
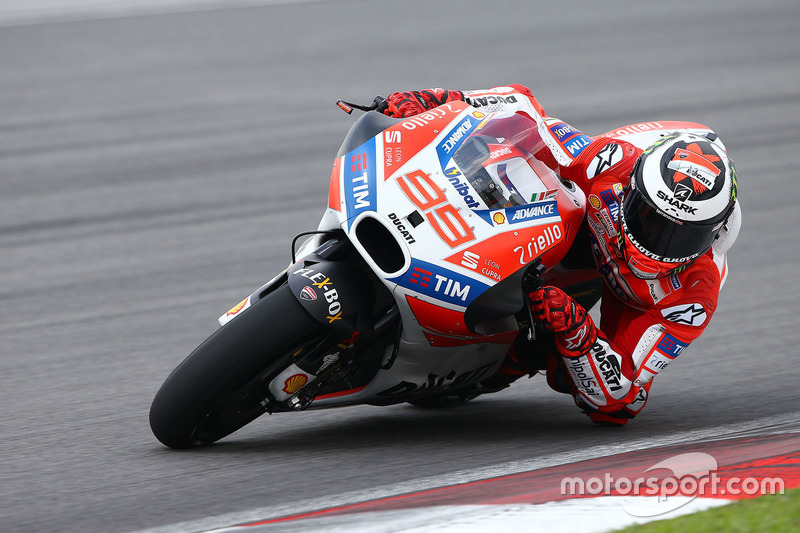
top-left (451, 112), bottom-right (560, 209)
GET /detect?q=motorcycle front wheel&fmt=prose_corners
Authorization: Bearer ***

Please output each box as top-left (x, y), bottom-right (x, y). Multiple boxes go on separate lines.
top-left (149, 283), bottom-right (324, 448)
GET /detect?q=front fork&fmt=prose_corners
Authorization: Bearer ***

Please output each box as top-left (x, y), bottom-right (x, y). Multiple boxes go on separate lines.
top-left (265, 233), bottom-right (399, 410)
top-left (265, 305), bottom-right (400, 411)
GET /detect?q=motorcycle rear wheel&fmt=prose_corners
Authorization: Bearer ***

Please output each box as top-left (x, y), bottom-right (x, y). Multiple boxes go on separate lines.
top-left (149, 283), bottom-right (324, 448)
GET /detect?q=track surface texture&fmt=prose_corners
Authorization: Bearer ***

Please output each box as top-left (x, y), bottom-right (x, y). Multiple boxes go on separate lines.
top-left (1, 1), bottom-right (798, 531)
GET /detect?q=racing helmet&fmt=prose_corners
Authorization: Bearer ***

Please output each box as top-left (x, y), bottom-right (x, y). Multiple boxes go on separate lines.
top-left (619, 133), bottom-right (738, 279)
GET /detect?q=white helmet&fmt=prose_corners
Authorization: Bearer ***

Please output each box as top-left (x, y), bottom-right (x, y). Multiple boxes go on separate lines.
top-left (619, 133), bottom-right (738, 278)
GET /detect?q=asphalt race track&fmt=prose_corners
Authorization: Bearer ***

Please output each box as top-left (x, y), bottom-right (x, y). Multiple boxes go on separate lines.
top-left (1, 0), bottom-right (799, 531)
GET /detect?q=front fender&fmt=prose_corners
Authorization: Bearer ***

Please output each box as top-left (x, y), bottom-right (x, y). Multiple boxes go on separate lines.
top-left (287, 259), bottom-right (374, 338)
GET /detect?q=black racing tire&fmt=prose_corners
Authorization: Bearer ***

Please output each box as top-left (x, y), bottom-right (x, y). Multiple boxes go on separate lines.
top-left (149, 283), bottom-right (324, 448)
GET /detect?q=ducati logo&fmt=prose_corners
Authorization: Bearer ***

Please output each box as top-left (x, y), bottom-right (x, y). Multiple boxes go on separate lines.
top-left (667, 143), bottom-right (722, 197)
top-left (300, 286), bottom-right (317, 301)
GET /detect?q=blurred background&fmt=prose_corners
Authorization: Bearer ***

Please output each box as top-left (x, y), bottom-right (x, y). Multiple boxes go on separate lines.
top-left (0, 1), bottom-right (798, 531)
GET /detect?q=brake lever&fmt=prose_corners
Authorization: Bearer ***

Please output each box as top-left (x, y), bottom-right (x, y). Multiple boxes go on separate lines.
top-left (521, 257), bottom-right (547, 341)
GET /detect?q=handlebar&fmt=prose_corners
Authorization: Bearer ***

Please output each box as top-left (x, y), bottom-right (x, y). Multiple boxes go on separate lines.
top-left (336, 96), bottom-right (388, 115)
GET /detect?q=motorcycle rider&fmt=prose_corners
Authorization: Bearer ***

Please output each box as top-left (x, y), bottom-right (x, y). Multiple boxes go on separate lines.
top-left (380, 86), bottom-right (741, 425)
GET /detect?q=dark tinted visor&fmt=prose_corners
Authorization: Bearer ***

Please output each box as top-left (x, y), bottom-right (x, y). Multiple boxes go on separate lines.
top-left (622, 188), bottom-right (718, 263)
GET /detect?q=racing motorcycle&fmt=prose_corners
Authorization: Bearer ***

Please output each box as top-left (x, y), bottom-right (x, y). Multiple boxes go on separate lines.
top-left (149, 97), bottom-right (607, 449)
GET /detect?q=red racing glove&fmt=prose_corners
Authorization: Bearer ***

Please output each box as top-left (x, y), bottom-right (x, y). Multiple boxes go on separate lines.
top-left (382, 88), bottom-right (465, 118)
top-left (528, 286), bottom-right (597, 357)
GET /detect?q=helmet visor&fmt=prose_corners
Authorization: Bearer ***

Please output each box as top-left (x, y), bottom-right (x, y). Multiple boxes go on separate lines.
top-left (621, 187), bottom-right (719, 263)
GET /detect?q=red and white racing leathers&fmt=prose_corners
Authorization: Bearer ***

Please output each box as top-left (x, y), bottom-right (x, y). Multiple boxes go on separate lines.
top-left (385, 85), bottom-right (741, 424)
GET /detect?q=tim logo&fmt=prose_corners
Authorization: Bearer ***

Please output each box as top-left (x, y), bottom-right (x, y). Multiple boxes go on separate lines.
top-left (656, 333), bottom-right (688, 358)
top-left (409, 267), bottom-right (433, 288)
top-left (343, 138), bottom-right (376, 226)
top-left (393, 259), bottom-right (489, 306)
top-left (351, 152), bottom-right (368, 172)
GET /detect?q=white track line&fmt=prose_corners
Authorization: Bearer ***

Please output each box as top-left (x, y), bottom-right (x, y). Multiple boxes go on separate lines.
top-left (204, 498), bottom-right (736, 533)
top-left (134, 411), bottom-right (800, 533)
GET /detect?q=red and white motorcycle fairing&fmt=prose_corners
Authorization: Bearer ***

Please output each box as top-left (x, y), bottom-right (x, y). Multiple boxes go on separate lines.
top-left (225, 101), bottom-right (588, 407)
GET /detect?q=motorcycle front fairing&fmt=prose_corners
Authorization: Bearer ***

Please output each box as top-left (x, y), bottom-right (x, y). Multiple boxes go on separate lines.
top-left (296, 102), bottom-right (586, 406)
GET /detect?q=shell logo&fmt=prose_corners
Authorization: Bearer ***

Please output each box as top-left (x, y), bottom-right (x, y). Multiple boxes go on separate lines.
top-left (589, 194), bottom-right (602, 210)
top-left (226, 297), bottom-right (249, 316)
top-left (282, 373), bottom-right (309, 394)
top-left (472, 111), bottom-right (486, 119)
top-left (492, 212), bottom-right (506, 225)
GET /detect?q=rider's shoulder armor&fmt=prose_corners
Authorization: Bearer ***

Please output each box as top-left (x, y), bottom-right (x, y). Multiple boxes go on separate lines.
top-left (561, 137), bottom-right (641, 192)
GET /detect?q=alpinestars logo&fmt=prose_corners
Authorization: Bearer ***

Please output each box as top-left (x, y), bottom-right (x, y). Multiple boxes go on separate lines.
top-left (667, 143), bottom-right (722, 197)
top-left (661, 303), bottom-right (707, 326)
top-left (587, 143), bottom-right (622, 178)
top-left (563, 324), bottom-right (588, 351)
